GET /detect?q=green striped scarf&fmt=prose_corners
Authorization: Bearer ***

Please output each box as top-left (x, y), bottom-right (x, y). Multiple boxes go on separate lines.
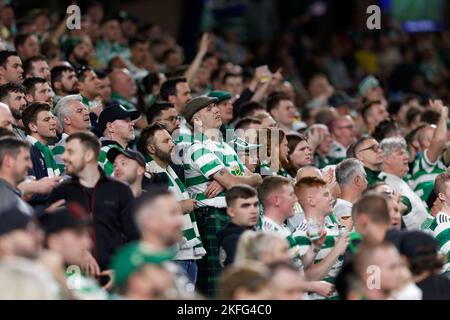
top-left (146, 157), bottom-right (206, 257)
top-left (27, 136), bottom-right (61, 178)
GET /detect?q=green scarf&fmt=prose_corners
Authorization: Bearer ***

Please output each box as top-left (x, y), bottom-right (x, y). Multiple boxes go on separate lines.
top-left (27, 136), bottom-right (61, 178)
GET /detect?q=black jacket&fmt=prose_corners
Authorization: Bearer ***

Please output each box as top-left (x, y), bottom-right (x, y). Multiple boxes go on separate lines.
top-left (48, 167), bottom-right (139, 270)
top-left (217, 222), bottom-right (253, 268)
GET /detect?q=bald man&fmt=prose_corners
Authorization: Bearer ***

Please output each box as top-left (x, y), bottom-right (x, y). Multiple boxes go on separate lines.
top-left (109, 68), bottom-right (146, 129)
top-left (0, 103), bottom-right (14, 131)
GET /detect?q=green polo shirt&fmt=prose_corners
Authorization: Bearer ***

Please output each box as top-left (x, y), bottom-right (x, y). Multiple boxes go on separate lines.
top-left (365, 167), bottom-right (383, 186)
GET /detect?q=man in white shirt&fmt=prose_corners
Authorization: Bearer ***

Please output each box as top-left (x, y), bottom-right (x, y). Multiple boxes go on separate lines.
top-left (333, 158), bottom-right (367, 230)
top-left (379, 137), bottom-right (428, 230)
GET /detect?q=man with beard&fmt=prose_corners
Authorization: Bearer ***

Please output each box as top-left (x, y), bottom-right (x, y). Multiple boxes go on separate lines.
top-left (138, 124), bottom-right (203, 284)
top-left (0, 84), bottom-right (28, 139)
top-left (347, 136), bottom-right (384, 186)
top-left (62, 37), bottom-right (92, 69)
top-left (0, 51), bottom-right (24, 85)
top-left (50, 65), bottom-right (79, 104)
top-left (0, 103), bottom-right (14, 131)
top-left (23, 77), bottom-right (53, 105)
top-left (23, 55), bottom-right (51, 82)
top-left (97, 104), bottom-right (140, 175)
top-left (53, 95), bottom-right (92, 171)
top-left (0, 136), bottom-right (34, 215)
top-left (48, 131), bottom-right (139, 271)
top-left (22, 103), bottom-right (62, 212)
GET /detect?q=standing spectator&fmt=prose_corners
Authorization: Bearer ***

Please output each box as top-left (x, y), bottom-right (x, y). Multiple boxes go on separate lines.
top-left (0, 51), bottom-right (23, 85)
top-left (97, 104), bottom-right (140, 175)
top-left (160, 77), bottom-right (193, 156)
top-left (139, 124), bottom-right (204, 284)
top-left (379, 137), bottom-right (427, 230)
top-left (217, 185), bottom-right (259, 268)
top-left (182, 96), bottom-right (261, 297)
top-left (48, 131), bottom-right (139, 270)
top-left (334, 159), bottom-right (367, 230)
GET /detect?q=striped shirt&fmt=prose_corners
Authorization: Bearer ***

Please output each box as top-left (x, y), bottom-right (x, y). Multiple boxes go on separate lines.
top-left (98, 140), bottom-right (124, 176)
top-left (292, 220), bottom-right (343, 299)
top-left (184, 132), bottom-right (245, 208)
top-left (411, 151), bottom-right (446, 202)
top-left (260, 216), bottom-right (303, 271)
top-left (147, 160), bottom-right (206, 260)
top-left (425, 211), bottom-right (450, 275)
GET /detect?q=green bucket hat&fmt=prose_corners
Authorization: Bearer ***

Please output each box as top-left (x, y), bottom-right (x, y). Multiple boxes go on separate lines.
top-left (208, 90), bottom-right (232, 104)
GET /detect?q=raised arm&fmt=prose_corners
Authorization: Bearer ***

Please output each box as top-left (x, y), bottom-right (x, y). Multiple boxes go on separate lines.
top-left (427, 100), bottom-right (448, 163)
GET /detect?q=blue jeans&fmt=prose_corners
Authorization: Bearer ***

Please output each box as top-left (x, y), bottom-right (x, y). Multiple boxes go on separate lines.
top-left (175, 260), bottom-right (198, 285)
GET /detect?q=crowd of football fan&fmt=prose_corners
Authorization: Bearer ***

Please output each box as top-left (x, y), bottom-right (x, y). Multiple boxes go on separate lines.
top-left (1, 2), bottom-right (450, 300)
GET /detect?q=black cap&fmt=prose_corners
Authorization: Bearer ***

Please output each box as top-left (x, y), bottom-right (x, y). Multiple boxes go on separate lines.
top-left (0, 206), bottom-right (32, 236)
top-left (107, 148), bottom-right (146, 168)
top-left (399, 231), bottom-right (438, 259)
top-left (328, 91), bottom-right (355, 109)
top-left (40, 203), bottom-right (89, 236)
top-left (98, 104), bottom-right (141, 134)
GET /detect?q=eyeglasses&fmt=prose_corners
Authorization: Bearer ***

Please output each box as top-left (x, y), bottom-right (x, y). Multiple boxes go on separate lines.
top-left (357, 144), bottom-right (381, 153)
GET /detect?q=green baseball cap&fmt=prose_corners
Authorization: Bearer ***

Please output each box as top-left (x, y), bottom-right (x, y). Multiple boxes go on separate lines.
top-left (111, 241), bottom-right (176, 288)
top-left (208, 90), bottom-right (232, 104)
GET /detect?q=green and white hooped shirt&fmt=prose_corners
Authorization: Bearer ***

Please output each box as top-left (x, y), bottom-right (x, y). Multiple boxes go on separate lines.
top-left (260, 216), bottom-right (303, 271)
top-left (147, 159), bottom-right (206, 260)
top-left (184, 132), bottom-right (245, 208)
top-left (292, 220), bottom-right (343, 300)
top-left (424, 211), bottom-right (450, 275)
top-left (411, 150), bottom-right (446, 202)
